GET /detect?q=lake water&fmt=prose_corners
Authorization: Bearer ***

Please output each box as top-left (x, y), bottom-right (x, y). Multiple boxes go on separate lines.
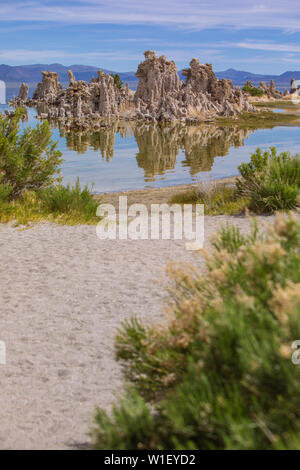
top-left (1, 104), bottom-right (300, 193)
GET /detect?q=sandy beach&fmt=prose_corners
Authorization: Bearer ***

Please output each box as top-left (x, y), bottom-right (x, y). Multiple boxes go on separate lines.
top-left (0, 211), bottom-right (278, 450)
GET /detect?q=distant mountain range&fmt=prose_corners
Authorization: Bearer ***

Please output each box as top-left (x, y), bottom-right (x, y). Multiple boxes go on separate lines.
top-left (214, 69), bottom-right (300, 90)
top-left (1, 63), bottom-right (299, 101)
top-left (0, 63), bottom-right (137, 101)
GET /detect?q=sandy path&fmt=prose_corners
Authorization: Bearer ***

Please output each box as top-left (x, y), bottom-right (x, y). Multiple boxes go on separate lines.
top-left (0, 215), bottom-right (274, 449)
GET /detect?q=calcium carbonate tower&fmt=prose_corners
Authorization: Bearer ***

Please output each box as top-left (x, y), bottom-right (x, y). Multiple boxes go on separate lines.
top-left (0, 80), bottom-right (6, 104)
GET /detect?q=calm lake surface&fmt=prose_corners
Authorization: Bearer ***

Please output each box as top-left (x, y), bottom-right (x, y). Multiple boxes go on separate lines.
top-left (1, 104), bottom-right (300, 193)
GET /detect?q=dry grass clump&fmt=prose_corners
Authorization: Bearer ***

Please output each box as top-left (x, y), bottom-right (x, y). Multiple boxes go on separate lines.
top-left (171, 179), bottom-right (249, 215)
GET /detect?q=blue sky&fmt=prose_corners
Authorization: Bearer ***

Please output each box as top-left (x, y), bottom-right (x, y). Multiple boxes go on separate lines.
top-left (1, 0), bottom-right (300, 73)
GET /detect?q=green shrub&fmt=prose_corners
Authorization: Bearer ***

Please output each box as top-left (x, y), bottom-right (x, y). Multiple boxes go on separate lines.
top-left (237, 147), bottom-right (300, 213)
top-left (0, 108), bottom-right (62, 198)
top-left (0, 110), bottom-right (100, 225)
top-left (93, 214), bottom-right (300, 450)
top-left (38, 178), bottom-right (99, 221)
top-left (242, 84), bottom-right (264, 97)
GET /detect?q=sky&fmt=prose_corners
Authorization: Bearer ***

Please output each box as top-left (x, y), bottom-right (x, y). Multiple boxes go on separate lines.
top-left (1, 0), bottom-right (300, 73)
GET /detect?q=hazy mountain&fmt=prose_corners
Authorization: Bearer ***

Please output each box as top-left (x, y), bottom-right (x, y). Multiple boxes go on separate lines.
top-left (1, 63), bottom-right (297, 102)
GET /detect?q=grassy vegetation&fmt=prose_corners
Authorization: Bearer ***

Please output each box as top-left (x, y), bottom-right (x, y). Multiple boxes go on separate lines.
top-left (170, 147), bottom-right (300, 215)
top-left (0, 109), bottom-right (100, 225)
top-left (217, 110), bottom-right (300, 129)
top-left (253, 100), bottom-right (299, 109)
top-left (93, 214), bottom-right (300, 450)
top-left (0, 182), bottom-right (100, 225)
top-left (38, 179), bottom-right (99, 221)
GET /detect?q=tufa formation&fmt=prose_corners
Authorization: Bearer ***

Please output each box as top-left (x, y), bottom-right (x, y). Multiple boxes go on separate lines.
top-left (243, 79), bottom-right (282, 99)
top-left (32, 71), bottom-right (62, 102)
top-left (11, 51), bottom-right (257, 127)
top-left (258, 80), bottom-right (282, 99)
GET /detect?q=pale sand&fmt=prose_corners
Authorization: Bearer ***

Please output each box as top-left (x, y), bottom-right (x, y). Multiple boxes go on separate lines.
top-left (0, 214), bottom-right (276, 449)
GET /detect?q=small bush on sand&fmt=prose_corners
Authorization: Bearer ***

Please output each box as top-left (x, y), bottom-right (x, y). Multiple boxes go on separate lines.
top-left (0, 108), bottom-right (62, 198)
top-left (237, 147), bottom-right (300, 213)
top-left (93, 214), bottom-right (300, 450)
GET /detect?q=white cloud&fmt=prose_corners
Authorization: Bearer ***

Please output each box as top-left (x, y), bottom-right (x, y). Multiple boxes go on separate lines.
top-left (236, 41), bottom-right (300, 53)
top-left (0, 49), bottom-right (141, 64)
top-left (0, 46), bottom-right (226, 67)
top-left (171, 40), bottom-right (300, 54)
top-left (0, 0), bottom-right (300, 31)
top-left (0, 50), bottom-right (63, 62)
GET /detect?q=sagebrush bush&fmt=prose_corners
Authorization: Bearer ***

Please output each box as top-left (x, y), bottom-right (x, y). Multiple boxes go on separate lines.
top-left (237, 147), bottom-right (300, 213)
top-left (0, 177), bottom-right (13, 203)
top-left (93, 214), bottom-right (300, 450)
top-left (0, 108), bottom-right (62, 198)
top-left (38, 178), bottom-right (98, 220)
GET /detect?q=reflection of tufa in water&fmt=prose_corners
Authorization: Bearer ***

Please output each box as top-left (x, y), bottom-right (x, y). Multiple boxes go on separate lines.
top-left (52, 120), bottom-right (254, 181)
top-left (59, 120), bottom-right (133, 160)
top-left (134, 124), bottom-right (253, 179)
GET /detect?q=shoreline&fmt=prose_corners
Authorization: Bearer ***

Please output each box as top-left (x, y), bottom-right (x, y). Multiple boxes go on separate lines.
top-left (97, 176), bottom-right (237, 208)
